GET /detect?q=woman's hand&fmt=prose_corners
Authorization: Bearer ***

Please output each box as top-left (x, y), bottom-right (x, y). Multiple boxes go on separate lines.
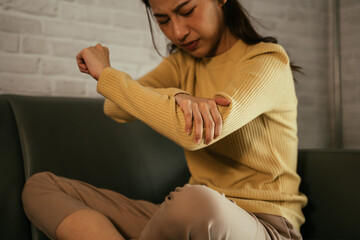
top-left (76, 43), bottom-right (110, 81)
top-left (175, 94), bottom-right (231, 145)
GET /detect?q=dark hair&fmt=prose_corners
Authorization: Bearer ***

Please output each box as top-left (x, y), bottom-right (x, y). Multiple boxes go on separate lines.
top-left (141, 0), bottom-right (302, 74)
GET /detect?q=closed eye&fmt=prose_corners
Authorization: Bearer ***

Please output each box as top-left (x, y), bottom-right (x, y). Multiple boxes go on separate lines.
top-left (158, 18), bottom-right (170, 25)
top-left (181, 7), bottom-right (195, 16)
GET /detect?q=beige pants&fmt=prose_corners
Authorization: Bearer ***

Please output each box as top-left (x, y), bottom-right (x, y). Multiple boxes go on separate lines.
top-left (22, 172), bottom-right (302, 240)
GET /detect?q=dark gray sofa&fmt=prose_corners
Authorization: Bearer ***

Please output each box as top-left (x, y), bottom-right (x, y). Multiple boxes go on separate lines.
top-left (1, 94), bottom-right (359, 240)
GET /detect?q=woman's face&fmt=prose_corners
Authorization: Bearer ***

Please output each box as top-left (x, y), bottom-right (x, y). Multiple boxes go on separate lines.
top-left (148, 0), bottom-right (236, 58)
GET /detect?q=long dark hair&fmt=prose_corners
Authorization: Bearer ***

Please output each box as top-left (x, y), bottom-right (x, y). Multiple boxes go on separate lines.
top-left (141, 0), bottom-right (302, 74)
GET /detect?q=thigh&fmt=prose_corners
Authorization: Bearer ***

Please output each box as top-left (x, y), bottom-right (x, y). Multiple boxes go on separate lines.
top-left (22, 172), bottom-right (159, 239)
top-left (254, 213), bottom-right (303, 240)
top-left (139, 184), bottom-right (271, 240)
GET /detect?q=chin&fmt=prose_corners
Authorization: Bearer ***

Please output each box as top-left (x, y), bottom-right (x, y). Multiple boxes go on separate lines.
top-left (185, 48), bottom-right (209, 58)
top-left (188, 52), bottom-right (204, 58)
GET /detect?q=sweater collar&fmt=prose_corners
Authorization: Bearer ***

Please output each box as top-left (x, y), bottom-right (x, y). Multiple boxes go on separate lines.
top-left (201, 39), bottom-right (247, 68)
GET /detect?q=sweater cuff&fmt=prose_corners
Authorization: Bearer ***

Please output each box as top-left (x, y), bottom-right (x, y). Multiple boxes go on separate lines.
top-left (97, 67), bottom-right (124, 96)
top-left (166, 88), bottom-right (190, 98)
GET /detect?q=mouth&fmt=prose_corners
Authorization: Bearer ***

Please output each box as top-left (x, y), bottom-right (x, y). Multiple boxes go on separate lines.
top-left (181, 39), bottom-right (199, 51)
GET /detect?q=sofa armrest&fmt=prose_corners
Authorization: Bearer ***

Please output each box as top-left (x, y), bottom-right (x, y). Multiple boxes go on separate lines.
top-left (0, 96), bottom-right (32, 240)
top-left (298, 149), bottom-right (360, 239)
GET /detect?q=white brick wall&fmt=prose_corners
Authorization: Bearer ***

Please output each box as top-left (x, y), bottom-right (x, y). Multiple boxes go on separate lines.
top-left (0, 0), bottom-right (359, 149)
top-left (340, 0), bottom-right (360, 149)
top-left (0, 0), bottom-right (164, 97)
top-left (241, 0), bottom-right (333, 148)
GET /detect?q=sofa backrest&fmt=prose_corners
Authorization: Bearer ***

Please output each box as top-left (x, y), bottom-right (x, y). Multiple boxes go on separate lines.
top-left (1, 94), bottom-right (190, 240)
top-left (5, 94), bottom-right (190, 201)
top-left (1, 94), bottom-right (360, 240)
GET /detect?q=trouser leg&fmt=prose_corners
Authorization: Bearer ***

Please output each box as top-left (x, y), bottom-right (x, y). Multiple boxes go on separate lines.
top-left (22, 172), bottom-right (298, 240)
top-left (22, 172), bottom-right (159, 240)
top-left (139, 184), bottom-right (271, 240)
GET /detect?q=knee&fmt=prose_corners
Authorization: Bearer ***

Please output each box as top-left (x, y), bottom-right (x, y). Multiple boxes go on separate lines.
top-left (169, 185), bottom-right (232, 224)
top-left (143, 184), bottom-right (234, 238)
top-left (22, 172), bottom-right (56, 211)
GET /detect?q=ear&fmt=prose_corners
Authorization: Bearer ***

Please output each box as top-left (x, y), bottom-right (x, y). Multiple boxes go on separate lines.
top-left (218, 0), bottom-right (227, 8)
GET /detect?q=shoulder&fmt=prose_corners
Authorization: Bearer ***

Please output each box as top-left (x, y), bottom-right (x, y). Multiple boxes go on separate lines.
top-left (242, 42), bottom-right (290, 65)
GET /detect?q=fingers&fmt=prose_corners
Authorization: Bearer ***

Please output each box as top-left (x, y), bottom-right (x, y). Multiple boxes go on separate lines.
top-left (182, 99), bottom-right (193, 135)
top-left (199, 101), bottom-right (215, 145)
top-left (175, 94), bottom-right (194, 135)
top-left (214, 96), bottom-right (231, 106)
top-left (76, 50), bottom-right (89, 74)
top-left (209, 101), bottom-right (223, 140)
top-left (184, 99), bottom-right (222, 145)
top-left (75, 43), bottom-right (111, 80)
top-left (175, 94), bottom-right (228, 145)
top-left (191, 102), bottom-right (203, 144)
top-left (95, 43), bottom-right (109, 56)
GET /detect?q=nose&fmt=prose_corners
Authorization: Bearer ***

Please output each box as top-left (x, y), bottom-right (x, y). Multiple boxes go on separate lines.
top-left (172, 18), bottom-right (189, 42)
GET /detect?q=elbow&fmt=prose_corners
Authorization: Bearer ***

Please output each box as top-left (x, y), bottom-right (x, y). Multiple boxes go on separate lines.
top-left (178, 138), bottom-right (208, 151)
top-left (183, 144), bottom-right (201, 151)
top-left (177, 141), bottom-right (199, 151)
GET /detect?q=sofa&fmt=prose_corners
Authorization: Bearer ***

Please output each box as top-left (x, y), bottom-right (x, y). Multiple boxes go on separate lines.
top-left (1, 94), bottom-right (359, 240)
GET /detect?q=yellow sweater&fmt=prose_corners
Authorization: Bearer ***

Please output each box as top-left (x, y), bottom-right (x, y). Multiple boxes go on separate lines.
top-left (97, 40), bottom-right (308, 231)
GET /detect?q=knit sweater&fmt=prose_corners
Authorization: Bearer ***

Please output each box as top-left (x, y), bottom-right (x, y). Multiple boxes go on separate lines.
top-left (97, 40), bottom-right (308, 231)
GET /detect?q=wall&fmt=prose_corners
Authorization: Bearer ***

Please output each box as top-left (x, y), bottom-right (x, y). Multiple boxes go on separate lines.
top-left (0, 0), bottom-right (163, 97)
top-left (0, 0), bottom-right (358, 149)
top-left (241, 0), bottom-right (332, 148)
top-left (340, 0), bottom-right (360, 149)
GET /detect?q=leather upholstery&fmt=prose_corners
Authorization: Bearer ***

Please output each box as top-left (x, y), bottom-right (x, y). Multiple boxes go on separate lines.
top-left (0, 97), bottom-right (32, 240)
top-left (298, 150), bottom-right (360, 239)
top-left (1, 94), bottom-right (359, 240)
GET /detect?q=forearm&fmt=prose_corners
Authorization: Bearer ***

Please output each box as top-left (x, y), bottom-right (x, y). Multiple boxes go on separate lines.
top-left (103, 99), bottom-right (136, 123)
top-left (97, 67), bottom-right (209, 151)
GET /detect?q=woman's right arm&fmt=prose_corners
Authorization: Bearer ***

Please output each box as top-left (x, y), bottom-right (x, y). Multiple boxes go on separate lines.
top-left (101, 53), bottom-right (188, 123)
top-left (77, 44), bottom-right (226, 149)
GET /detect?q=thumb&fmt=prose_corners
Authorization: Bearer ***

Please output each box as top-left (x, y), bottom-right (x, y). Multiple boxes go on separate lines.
top-left (214, 96), bottom-right (231, 106)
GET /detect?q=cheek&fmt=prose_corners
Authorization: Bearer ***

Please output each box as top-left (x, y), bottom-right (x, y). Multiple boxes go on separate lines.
top-left (195, 7), bottom-right (223, 39)
top-left (159, 26), bottom-right (174, 42)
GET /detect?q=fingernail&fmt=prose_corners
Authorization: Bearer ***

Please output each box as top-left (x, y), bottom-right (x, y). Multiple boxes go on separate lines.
top-left (186, 128), bottom-right (191, 135)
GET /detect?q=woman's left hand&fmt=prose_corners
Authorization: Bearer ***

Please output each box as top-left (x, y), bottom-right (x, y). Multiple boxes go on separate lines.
top-left (76, 43), bottom-right (111, 80)
top-left (175, 94), bottom-right (231, 145)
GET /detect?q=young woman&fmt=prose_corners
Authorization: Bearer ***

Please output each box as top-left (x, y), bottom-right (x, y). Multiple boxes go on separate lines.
top-left (22, 0), bottom-right (307, 239)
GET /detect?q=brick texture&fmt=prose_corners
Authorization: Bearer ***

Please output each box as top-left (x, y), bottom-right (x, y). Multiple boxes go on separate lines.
top-left (241, 0), bottom-right (333, 148)
top-left (0, 0), bottom-right (359, 149)
top-left (0, 32), bottom-right (19, 53)
top-left (0, 0), bottom-right (163, 99)
top-left (340, 0), bottom-right (360, 149)
top-left (2, 0), bottom-right (58, 16)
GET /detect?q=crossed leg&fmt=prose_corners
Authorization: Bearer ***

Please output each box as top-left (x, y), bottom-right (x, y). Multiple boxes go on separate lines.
top-left (22, 172), bottom-right (158, 240)
top-left (22, 172), bottom-right (272, 240)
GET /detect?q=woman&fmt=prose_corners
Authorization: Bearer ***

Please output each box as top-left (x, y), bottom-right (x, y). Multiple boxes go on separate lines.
top-left (22, 0), bottom-right (307, 239)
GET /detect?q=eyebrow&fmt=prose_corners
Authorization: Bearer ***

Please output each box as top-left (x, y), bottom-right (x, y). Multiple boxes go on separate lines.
top-left (153, 0), bottom-right (191, 18)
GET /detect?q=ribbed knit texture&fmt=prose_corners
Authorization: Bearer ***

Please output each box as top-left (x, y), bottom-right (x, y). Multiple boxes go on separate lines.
top-left (97, 40), bottom-right (308, 231)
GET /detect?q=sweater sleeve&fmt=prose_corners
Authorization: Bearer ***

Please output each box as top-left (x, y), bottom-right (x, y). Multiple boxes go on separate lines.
top-left (97, 44), bottom-right (291, 151)
top-left (97, 66), bottom-right (203, 150)
top-left (102, 54), bottom-right (188, 123)
top-left (214, 44), bottom-right (292, 137)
